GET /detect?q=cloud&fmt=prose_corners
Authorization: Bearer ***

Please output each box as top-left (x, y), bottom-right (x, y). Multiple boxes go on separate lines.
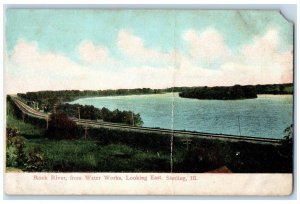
top-left (240, 29), bottom-right (280, 65)
top-left (183, 28), bottom-right (231, 67)
top-left (6, 39), bottom-right (91, 93)
top-left (5, 27), bottom-right (293, 94)
top-left (5, 39), bottom-right (174, 93)
top-left (78, 40), bottom-right (109, 65)
top-left (9, 39), bottom-right (87, 77)
top-left (233, 28), bottom-right (293, 84)
top-left (117, 29), bottom-right (175, 66)
top-left (177, 27), bottom-right (293, 86)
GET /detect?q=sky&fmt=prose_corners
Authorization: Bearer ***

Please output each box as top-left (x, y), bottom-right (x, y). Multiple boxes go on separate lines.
top-left (5, 9), bottom-right (293, 93)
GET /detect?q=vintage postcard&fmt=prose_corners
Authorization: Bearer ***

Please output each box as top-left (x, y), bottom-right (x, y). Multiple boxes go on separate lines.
top-left (4, 9), bottom-right (293, 195)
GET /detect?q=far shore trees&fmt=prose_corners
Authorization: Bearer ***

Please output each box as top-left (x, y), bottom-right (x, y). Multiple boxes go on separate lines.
top-left (179, 85), bottom-right (257, 100)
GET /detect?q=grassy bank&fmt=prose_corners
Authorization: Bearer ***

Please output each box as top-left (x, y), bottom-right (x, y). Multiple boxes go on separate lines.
top-left (25, 140), bottom-right (176, 172)
top-left (6, 98), bottom-right (183, 172)
top-left (6, 102), bottom-right (45, 137)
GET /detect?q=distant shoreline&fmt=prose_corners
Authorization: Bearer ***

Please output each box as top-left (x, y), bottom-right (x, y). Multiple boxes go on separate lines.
top-left (14, 83), bottom-right (293, 111)
top-left (13, 83), bottom-right (292, 95)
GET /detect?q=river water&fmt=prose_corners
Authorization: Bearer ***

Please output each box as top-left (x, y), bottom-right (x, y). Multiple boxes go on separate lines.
top-left (70, 93), bottom-right (293, 139)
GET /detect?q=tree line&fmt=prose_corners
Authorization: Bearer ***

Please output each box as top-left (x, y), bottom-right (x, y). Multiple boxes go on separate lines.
top-left (17, 83), bottom-right (292, 110)
top-left (56, 103), bottom-right (143, 126)
top-left (179, 85), bottom-right (257, 100)
top-left (178, 83), bottom-right (293, 100)
top-left (17, 88), bottom-right (163, 112)
top-left (16, 89), bottom-right (145, 127)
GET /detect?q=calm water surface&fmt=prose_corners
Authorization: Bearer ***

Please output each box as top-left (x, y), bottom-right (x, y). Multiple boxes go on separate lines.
top-left (70, 93), bottom-right (293, 139)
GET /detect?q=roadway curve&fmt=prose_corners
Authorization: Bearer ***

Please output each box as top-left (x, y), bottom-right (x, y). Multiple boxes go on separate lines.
top-left (10, 95), bottom-right (283, 145)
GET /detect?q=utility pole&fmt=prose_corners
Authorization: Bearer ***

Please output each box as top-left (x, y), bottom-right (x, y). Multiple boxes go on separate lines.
top-left (77, 107), bottom-right (81, 119)
top-left (84, 124), bottom-right (89, 140)
top-left (170, 132), bottom-right (173, 173)
top-left (181, 138), bottom-right (192, 151)
top-left (46, 116), bottom-right (49, 130)
top-left (53, 104), bottom-right (57, 114)
top-left (238, 116), bottom-right (242, 136)
top-left (132, 112), bottom-right (134, 126)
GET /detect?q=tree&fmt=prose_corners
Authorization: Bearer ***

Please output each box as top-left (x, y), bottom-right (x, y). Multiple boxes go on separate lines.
top-left (280, 124), bottom-right (293, 163)
top-left (46, 113), bottom-right (78, 139)
top-left (283, 124), bottom-right (293, 144)
top-left (6, 127), bottom-right (26, 168)
top-left (133, 113), bottom-right (143, 126)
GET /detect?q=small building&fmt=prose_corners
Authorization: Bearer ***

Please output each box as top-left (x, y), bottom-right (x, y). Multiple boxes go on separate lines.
top-left (206, 166), bottom-right (232, 173)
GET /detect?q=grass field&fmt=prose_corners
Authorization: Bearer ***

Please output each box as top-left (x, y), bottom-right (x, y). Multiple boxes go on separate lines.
top-left (25, 139), bottom-right (175, 172)
top-left (6, 102), bottom-right (45, 137)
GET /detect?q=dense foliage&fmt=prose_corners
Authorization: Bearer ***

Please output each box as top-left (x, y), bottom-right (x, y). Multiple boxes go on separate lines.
top-left (45, 112), bottom-right (78, 139)
top-left (6, 127), bottom-right (26, 167)
top-left (16, 89), bottom-right (145, 126)
top-left (6, 127), bottom-right (46, 171)
top-left (17, 88), bottom-right (162, 112)
top-left (255, 83), bottom-right (293, 94)
top-left (178, 83), bottom-right (293, 100)
top-left (57, 103), bottom-right (143, 126)
top-left (179, 85), bottom-right (257, 100)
